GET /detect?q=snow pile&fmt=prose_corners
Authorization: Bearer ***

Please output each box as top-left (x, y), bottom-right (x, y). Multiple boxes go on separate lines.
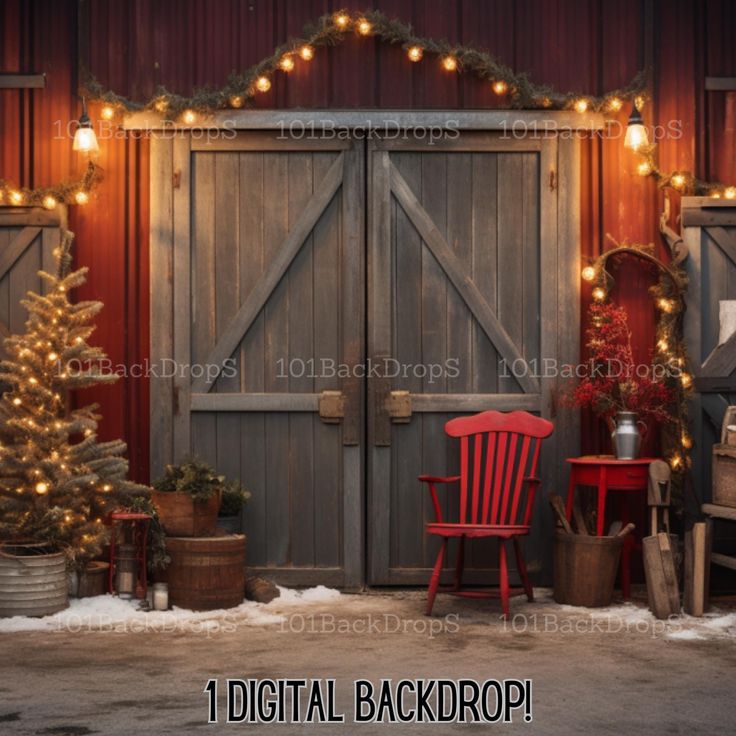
top-left (0, 585), bottom-right (341, 634)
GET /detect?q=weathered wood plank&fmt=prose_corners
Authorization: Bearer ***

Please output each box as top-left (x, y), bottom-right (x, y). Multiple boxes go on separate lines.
top-left (389, 160), bottom-right (539, 393)
top-left (411, 393), bottom-right (541, 412)
top-left (700, 329), bottom-right (736, 377)
top-left (190, 131), bottom-right (350, 151)
top-left (191, 152), bottom-right (345, 393)
top-left (0, 208), bottom-right (60, 227)
top-left (149, 137), bottom-right (174, 477)
top-left (705, 226), bottom-right (736, 268)
top-left (0, 227), bottom-right (41, 282)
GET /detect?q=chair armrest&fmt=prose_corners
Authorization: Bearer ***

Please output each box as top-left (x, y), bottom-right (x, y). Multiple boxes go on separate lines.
top-left (418, 476), bottom-right (461, 523)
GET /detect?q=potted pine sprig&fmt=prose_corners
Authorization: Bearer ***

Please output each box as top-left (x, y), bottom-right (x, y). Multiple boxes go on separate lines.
top-left (152, 458), bottom-right (227, 537)
top-left (217, 481), bottom-right (251, 534)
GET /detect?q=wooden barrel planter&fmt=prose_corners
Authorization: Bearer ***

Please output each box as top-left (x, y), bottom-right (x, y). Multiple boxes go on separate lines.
top-left (78, 561), bottom-right (110, 598)
top-left (553, 531), bottom-right (624, 607)
top-left (160, 534), bottom-right (245, 611)
top-left (0, 543), bottom-right (69, 618)
top-left (152, 490), bottom-right (221, 537)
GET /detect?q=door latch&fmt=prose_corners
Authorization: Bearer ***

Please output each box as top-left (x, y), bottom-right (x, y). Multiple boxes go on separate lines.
top-left (385, 390), bottom-right (412, 422)
top-left (318, 390), bottom-right (344, 423)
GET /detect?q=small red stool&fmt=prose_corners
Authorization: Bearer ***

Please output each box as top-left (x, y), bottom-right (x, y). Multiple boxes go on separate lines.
top-left (565, 456), bottom-right (655, 600)
top-left (108, 512), bottom-right (151, 599)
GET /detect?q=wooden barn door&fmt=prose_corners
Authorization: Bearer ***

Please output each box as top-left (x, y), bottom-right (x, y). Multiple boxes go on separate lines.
top-left (367, 132), bottom-right (579, 585)
top-left (683, 199), bottom-right (736, 499)
top-left (150, 133), bottom-right (364, 587)
top-left (0, 208), bottom-right (64, 351)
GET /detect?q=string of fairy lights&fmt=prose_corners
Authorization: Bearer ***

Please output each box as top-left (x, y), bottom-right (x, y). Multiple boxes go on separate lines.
top-left (580, 236), bottom-right (693, 477)
top-left (0, 9), bottom-right (733, 207)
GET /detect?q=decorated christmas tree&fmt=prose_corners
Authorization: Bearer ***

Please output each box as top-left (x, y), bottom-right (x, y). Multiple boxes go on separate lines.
top-left (0, 231), bottom-right (149, 569)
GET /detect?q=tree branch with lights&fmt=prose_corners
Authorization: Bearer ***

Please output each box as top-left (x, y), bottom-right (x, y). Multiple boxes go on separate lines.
top-left (0, 231), bottom-right (149, 569)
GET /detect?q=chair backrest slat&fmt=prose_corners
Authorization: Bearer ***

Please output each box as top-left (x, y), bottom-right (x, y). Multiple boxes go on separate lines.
top-left (460, 436), bottom-right (469, 524)
top-left (471, 434), bottom-right (483, 524)
top-left (444, 410), bottom-right (554, 529)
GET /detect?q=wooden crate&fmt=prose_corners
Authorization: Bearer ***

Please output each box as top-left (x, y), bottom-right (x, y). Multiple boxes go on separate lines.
top-left (713, 445), bottom-right (736, 507)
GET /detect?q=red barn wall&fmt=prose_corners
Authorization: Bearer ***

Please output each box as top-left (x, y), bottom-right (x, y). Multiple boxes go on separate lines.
top-left (1, 0), bottom-right (735, 481)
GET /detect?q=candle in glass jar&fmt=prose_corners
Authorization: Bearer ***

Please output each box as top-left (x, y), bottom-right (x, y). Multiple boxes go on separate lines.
top-left (153, 583), bottom-right (169, 611)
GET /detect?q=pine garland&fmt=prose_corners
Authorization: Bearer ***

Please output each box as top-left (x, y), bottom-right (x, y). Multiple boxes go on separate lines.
top-left (0, 160), bottom-right (101, 209)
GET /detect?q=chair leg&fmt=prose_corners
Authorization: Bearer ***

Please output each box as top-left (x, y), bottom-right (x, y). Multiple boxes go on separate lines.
top-left (498, 539), bottom-right (510, 619)
top-left (454, 535), bottom-right (465, 591)
top-left (426, 539), bottom-right (447, 616)
top-left (513, 537), bottom-right (534, 602)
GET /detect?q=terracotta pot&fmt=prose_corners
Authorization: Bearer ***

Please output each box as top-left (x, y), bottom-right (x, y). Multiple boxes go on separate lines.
top-left (152, 489), bottom-right (221, 537)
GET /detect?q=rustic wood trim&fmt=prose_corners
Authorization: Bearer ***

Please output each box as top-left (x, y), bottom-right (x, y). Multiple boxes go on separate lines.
top-left (0, 207), bottom-right (60, 227)
top-left (694, 377), bottom-right (736, 393)
top-left (374, 133), bottom-right (543, 152)
top-left (149, 137), bottom-right (175, 478)
top-left (705, 77), bottom-right (736, 91)
top-left (124, 109), bottom-right (606, 131)
top-left (172, 136), bottom-right (192, 460)
top-left (411, 393), bottom-right (540, 412)
top-left (704, 226), bottom-right (736, 268)
top-left (191, 392), bottom-right (320, 412)
top-left (700, 330), bottom-right (736, 378)
top-left (389, 160), bottom-right (539, 394)
top-left (703, 503), bottom-right (736, 522)
top-left (190, 152), bottom-right (345, 394)
top-left (190, 130), bottom-right (350, 151)
top-left (702, 394), bottom-right (729, 430)
top-left (0, 73), bottom-right (45, 89)
top-left (682, 199), bottom-right (736, 227)
top-left (0, 227), bottom-right (41, 282)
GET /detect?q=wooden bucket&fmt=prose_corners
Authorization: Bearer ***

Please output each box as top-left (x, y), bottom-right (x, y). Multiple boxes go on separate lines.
top-left (0, 543), bottom-right (69, 617)
top-left (78, 561), bottom-right (110, 598)
top-left (160, 534), bottom-right (245, 611)
top-left (553, 531), bottom-right (623, 607)
top-left (152, 490), bottom-right (221, 537)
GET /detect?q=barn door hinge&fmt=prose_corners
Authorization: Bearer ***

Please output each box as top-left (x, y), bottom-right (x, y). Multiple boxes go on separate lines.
top-left (385, 390), bottom-right (412, 422)
top-left (318, 390), bottom-right (344, 423)
top-left (549, 169), bottom-right (557, 191)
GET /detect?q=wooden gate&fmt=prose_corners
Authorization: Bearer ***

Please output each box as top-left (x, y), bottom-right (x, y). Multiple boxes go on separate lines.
top-left (150, 132), bottom-right (364, 587)
top-left (367, 132), bottom-right (579, 584)
top-left (0, 207), bottom-right (65, 352)
top-left (148, 114), bottom-right (584, 587)
top-left (683, 198), bottom-right (736, 500)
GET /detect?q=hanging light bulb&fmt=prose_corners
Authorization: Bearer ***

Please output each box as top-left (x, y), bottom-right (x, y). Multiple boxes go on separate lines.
top-left (407, 46), bottom-right (423, 62)
top-left (100, 105), bottom-right (115, 121)
top-left (255, 76), bottom-right (271, 93)
top-left (574, 98), bottom-right (589, 114)
top-left (35, 482), bottom-right (49, 495)
top-left (607, 97), bottom-right (623, 112)
top-left (9, 190), bottom-right (24, 205)
top-left (657, 298), bottom-right (675, 314)
top-left (592, 287), bottom-right (606, 301)
top-left (581, 266), bottom-right (596, 282)
top-left (624, 104), bottom-right (649, 151)
top-left (299, 45), bottom-right (315, 61)
top-left (334, 12), bottom-right (350, 29)
top-left (74, 190), bottom-right (89, 205)
top-left (671, 173), bottom-right (686, 190)
top-left (357, 18), bottom-right (372, 35)
top-left (278, 55), bottom-right (295, 72)
top-left (725, 187), bottom-right (736, 200)
top-left (181, 109), bottom-right (197, 125)
top-left (637, 160), bottom-right (653, 177)
top-left (442, 56), bottom-right (458, 72)
top-left (73, 98), bottom-right (99, 153)
top-left (229, 95), bottom-right (244, 109)
top-left (42, 195), bottom-right (57, 210)
top-left (680, 372), bottom-right (693, 389)
top-left (492, 80), bottom-right (508, 95)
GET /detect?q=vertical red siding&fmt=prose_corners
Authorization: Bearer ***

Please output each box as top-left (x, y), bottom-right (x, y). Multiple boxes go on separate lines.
top-left (1, 0), bottom-right (735, 480)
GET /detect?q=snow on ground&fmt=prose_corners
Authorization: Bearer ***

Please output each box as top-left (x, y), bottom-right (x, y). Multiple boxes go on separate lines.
top-left (0, 585), bottom-right (340, 634)
top-left (1, 584), bottom-right (735, 640)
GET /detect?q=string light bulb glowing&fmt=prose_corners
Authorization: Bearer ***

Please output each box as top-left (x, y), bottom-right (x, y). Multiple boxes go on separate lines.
top-left (581, 266), bottom-right (596, 282)
top-left (154, 98), bottom-right (168, 113)
top-left (357, 18), bottom-right (372, 35)
top-left (299, 45), bottom-right (315, 61)
top-left (12, 398), bottom-right (21, 406)
top-left (9, 190), bottom-right (24, 205)
top-left (680, 372), bottom-right (693, 389)
top-left (492, 80), bottom-right (508, 95)
top-left (441, 55), bottom-right (458, 72)
top-left (607, 97), bottom-right (623, 112)
top-left (637, 161), bottom-right (653, 177)
top-left (74, 190), bottom-right (89, 205)
top-left (574, 98), bottom-right (589, 114)
top-left (255, 76), bottom-right (271, 93)
top-left (35, 482), bottom-right (49, 495)
top-left (657, 298), bottom-right (675, 314)
top-left (100, 105), bottom-right (115, 121)
top-left (229, 95), bottom-right (244, 109)
top-left (278, 55), bottom-right (295, 72)
top-left (725, 187), bottom-right (736, 200)
top-left (592, 287), bottom-right (606, 301)
top-left (42, 195), bottom-right (57, 210)
top-left (181, 109), bottom-right (197, 124)
top-left (681, 433), bottom-right (693, 450)
top-left (334, 12), bottom-right (350, 29)
top-left (657, 338), bottom-right (669, 352)
top-left (671, 173), bottom-right (686, 190)
top-left (407, 46), bottom-right (423, 62)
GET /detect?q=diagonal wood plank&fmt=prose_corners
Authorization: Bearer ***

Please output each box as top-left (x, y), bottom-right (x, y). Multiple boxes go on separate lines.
top-left (191, 152), bottom-right (345, 393)
top-left (701, 328), bottom-right (736, 377)
top-left (703, 393), bottom-right (729, 431)
top-left (389, 161), bottom-right (539, 394)
top-left (0, 227), bottom-right (41, 282)
top-left (706, 227), bottom-right (736, 268)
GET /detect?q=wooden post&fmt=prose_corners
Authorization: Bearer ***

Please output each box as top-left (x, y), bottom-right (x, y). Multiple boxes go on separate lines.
top-left (684, 521), bottom-right (711, 616)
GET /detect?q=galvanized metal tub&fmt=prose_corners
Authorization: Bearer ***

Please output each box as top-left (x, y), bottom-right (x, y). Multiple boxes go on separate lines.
top-left (0, 543), bottom-right (69, 618)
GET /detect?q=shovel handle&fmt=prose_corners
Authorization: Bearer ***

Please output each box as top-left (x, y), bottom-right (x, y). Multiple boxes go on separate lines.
top-left (616, 522), bottom-right (636, 539)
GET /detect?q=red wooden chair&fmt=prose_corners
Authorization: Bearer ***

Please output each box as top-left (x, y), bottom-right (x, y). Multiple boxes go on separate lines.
top-left (419, 410), bottom-right (554, 617)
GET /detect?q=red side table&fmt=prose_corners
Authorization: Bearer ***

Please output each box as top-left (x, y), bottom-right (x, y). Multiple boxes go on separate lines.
top-left (565, 456), bottom-right (654, 600)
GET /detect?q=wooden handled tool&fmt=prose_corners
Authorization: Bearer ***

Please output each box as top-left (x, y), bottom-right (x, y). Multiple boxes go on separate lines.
top-left (616, 522), bottom-right (636, 539)
top-left (548, 494), bottom-right (574, 535)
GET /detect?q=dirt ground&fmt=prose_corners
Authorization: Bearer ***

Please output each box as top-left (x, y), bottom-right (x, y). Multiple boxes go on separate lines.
top-left (1, 589), bottom-right (735, 736)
